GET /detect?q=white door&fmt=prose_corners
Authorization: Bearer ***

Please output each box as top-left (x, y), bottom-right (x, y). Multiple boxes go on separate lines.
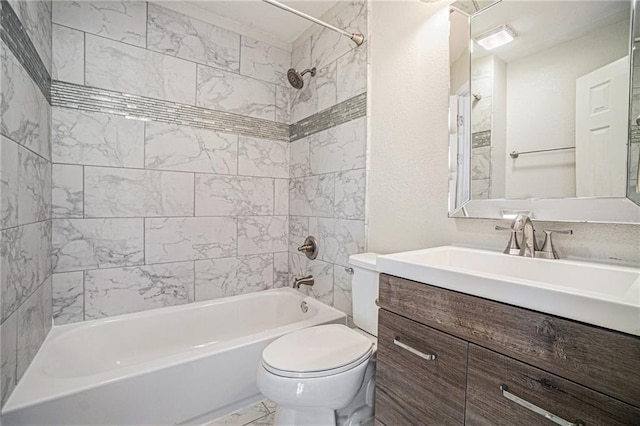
top-left (575, 56), bottom-right (629, 197)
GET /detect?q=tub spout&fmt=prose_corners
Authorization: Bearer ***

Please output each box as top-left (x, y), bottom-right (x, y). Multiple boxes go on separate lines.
top-left (293, 275), bottom-right (314, 289)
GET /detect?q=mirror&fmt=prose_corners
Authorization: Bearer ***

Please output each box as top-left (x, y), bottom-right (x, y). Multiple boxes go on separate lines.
top-left (449, 0), bottom-right (640, 223)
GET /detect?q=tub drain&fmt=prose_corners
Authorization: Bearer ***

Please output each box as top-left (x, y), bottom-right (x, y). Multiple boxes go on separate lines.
top-left (300, 301), bottom-right (309, 313)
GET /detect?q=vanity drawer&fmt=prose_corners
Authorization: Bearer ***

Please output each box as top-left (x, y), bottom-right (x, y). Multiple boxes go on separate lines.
top-left (375, 309), bottom-right (468, 425)
top-left (378, 274), bottom-right (640, 407)
top-left (466, 344), bottom-right (640, 425)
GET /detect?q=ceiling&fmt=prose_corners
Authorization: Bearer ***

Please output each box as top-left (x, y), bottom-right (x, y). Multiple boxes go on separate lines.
top-left (471, 1), bottom-right (630, 63)
top-left (155, 1), bottom-right (338, 50)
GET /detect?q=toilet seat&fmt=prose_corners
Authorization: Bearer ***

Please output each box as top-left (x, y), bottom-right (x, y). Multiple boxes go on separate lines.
top-left (261, 324), bottom-right (374, 379)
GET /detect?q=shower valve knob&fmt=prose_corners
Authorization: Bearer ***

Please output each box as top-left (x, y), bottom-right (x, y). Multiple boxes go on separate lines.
top-left (297, 236), bottom-right (318, 260)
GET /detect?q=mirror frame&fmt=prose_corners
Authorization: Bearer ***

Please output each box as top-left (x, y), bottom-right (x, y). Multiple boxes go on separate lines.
top-left (448, 0), bottom-right (640, 224)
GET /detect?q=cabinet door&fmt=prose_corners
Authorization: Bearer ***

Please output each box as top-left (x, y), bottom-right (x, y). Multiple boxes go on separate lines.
top-left (375, 310), bottom-right (468, 426)
top-left (466, 344), bottom-right (640, 425)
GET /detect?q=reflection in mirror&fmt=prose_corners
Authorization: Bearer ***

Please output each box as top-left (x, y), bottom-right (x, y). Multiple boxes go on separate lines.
top-left (448, 0), bottom-right (640, 223)
top-left (471, 1), bottom-right (629, 200)
top-left (631, 7), bottom-right (640, 206)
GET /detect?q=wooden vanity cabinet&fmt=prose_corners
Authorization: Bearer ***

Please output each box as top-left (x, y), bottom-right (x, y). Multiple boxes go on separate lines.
top-left (375, 274), bottom-right (640, 425)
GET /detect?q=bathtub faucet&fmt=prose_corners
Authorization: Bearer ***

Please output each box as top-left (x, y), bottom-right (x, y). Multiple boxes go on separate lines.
top-left (293, 275), bottom-right (314, 289)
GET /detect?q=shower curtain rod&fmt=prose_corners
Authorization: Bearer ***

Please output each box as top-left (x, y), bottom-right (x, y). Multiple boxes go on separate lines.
top-left (261, 0), bottom-right (364, 46)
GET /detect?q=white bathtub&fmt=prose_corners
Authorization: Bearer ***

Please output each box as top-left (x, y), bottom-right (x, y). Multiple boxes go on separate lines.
top-left (3, 288), bottom-right (346, 425)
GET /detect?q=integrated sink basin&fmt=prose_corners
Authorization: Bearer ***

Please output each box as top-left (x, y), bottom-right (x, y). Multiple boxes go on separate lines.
top-left (376, 246), bottom-right (640, 336)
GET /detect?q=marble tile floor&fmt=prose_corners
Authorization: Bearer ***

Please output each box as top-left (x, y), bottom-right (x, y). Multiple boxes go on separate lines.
top-left (207, 400), bottom-right (277, 426)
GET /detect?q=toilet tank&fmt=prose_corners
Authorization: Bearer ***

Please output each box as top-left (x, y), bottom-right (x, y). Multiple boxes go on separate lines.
top-left (349, 253), bottom-right (379, 337)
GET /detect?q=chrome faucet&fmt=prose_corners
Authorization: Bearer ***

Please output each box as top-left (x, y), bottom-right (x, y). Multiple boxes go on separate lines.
top-left (293, 275), bottom-right (314, 289)
top-left (510, 214), bottom-right (538, 257)
top-left (497, 214), bottom-right (573, 259)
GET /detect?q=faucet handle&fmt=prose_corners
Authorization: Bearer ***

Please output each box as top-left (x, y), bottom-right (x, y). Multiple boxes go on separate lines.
top-left (297, 236), bottom-right (318, 260)
top-left (495, 225), bottom-right (520, 255)
top-left (537, 229), bottom-right (573, 259)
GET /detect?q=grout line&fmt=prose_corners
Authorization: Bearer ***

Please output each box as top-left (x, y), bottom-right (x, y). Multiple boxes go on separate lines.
top-left (50, 161), bottom-right (296, 180)
top-left (1, 217), bottom-right (51, 233)
top-left (83, 30), bottom-right (87, 85)
top-left (50, 212), bottom-right (317, 221)
top-left (192, 260), bottom-right (196, 302)
top-left (0, 129), bottom-right (51, 164)
top-left (241, 411), bottom-right (273, 426)
top-left (51, 251), bottom-right (293, 276)
top-left (143, 121), bottom-right (146, 170)
top-left (82, 270), bottom-right (86, 321)
top-left (143, 217), bottom-right (146, 265)
top-left (145, 1), bottom-right (149, 50)
top-left (238, 35), bottom-right (242, 74)
top-left (236, 135), bottom-right (240, 176)
top-left (194, 62), bottom-right (198, 106)
top-left (4, 270), bottom-right (53, 327)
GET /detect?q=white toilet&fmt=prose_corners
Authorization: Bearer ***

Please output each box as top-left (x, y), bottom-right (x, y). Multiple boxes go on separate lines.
top-left (257, 253), bottom-right (379, 426)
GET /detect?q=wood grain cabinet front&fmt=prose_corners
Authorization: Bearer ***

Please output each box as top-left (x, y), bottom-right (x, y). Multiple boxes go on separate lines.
top-left (374, 274), bottom-right (640, 425)
top-left (378, 274), bottom-right (640, 407)
top-left (465, 344), bottom-right (640, 425)
top-left (375, 309), bottom-right (468, 426)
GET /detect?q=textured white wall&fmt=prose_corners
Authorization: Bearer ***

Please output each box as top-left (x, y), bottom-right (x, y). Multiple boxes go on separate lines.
top-left (367, 1), bottom-right (640, 265)
top-left (368, 1), bottom-right (455, 254)
top-left (491, 55), bottom-right (507, 199)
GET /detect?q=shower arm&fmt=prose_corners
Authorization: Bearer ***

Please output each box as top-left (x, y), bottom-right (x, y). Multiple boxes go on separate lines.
top-left (261, 0), bottom-right (364, 46)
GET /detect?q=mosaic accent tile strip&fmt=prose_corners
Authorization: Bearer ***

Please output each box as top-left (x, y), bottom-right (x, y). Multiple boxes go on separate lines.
top-left (290, 92), bottom-right (367, 142)
top-left (0, 0), bottom-right (51, 102)
top-left (631, 125), bottom-right (640, 144)
top-left (472, 130), bottom-right (491, 148)
top-left (51, 81), bottom-right (290, 142)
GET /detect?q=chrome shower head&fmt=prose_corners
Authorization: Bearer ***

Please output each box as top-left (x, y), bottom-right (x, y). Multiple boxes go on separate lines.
top-left (287, 67), bottom-right (316, 89)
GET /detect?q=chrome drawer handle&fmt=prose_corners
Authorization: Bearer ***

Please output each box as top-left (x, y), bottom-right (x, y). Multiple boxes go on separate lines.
top-left (500, 385), bottom-right (584, 426)
top-left (393, 337), bottom-right (437, 361)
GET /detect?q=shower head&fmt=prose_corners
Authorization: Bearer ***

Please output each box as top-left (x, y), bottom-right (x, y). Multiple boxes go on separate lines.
top-left (287, 67), bottom-right (316, 89)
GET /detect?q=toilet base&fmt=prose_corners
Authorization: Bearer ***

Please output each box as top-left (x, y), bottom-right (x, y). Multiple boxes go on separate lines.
top-left (336, 355), bottom-right (376, 426)
top-left (275, 406), bottom-right (336, 426)
top-left (271, 357), bottom-right (376, 426)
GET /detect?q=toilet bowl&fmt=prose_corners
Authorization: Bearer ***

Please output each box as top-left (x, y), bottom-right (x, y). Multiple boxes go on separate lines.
top-left (257, 253), bottom-right (379, 426)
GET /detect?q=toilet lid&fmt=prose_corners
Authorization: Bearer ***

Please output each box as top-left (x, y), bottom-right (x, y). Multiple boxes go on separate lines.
top-left (262, 325), bottom-right (373, 378)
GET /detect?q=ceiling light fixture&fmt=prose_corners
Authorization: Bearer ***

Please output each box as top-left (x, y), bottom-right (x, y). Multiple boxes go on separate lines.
top-left (474, 24), bottom-right (516, 50)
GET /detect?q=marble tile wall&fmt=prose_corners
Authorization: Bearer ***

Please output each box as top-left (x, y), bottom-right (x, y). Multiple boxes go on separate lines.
top-left (4, 0), bottom-right (368, 412)
top-left (0, 0), bottom-right (52, 408)
top-left (50, 1), bottom-right (293, 325)
top-left (287, 1), bottom-right (368, 320)
top-left (470, 57), bottom-right (493, 200)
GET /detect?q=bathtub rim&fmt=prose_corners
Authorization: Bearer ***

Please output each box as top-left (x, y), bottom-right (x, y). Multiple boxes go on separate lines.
top-left (3, 288), bottom-right (347, 413)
